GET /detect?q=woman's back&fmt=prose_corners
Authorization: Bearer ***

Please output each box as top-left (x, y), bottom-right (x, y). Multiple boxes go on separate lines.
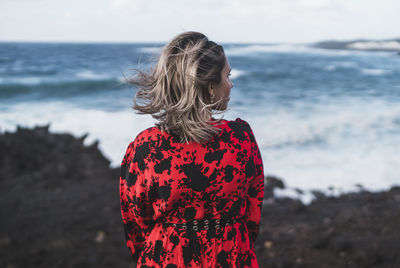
top-left (120, 118), bottom-right (264, 267)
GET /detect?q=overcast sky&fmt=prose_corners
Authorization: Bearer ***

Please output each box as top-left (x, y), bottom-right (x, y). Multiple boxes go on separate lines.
top-left (1, 0), bottom-right (399, 43)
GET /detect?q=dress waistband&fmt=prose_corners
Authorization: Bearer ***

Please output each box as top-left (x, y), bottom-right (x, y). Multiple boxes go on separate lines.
top-left (162, 217), bottom-right (239, 232)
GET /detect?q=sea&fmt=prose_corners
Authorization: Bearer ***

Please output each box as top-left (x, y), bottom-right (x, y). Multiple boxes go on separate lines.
top-left (1, 42), bottom-right (399, 203)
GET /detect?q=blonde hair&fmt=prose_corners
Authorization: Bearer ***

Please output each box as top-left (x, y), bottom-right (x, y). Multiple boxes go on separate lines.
top-left (130, 31), bottom-right (227, 143)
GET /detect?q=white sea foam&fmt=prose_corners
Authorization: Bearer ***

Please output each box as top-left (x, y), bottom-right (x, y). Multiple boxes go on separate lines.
top-left (325, 63), bottom-right (393, 76)
top-left (347, 41), bottom-right (400, 51)
top-left (1, 96), bottom-right (399, 198)
top-left (272, 182), bottom-right (396, 205)
top-left (324, 65), bottom-right (335, 71)
top-left (225, 44), bottom-right (355, 57)
top-left (273, 187), bottom-right (316, 205)
top-left (0, 101), bottom-right (155, 167)
top-left (225, 43), bottom-right (398, 58)
top-left (361, 68), bottom-right (392, 76)
top-left (255, 100), bottom-right (400, 149)
top-left (0, 77), bottom-right (42, 85)
top-left (138, 46), bottom-right (163, 54)
top-left (324, 61), bottom-right (358, 71)
top-left (75, 70), bottom-right (111, 80)
top-left (0, 72), bottom-right (116, 86)
top-left (244, 98), bottom-right (400, 196)
top-left (230, 69), bottom-right (245, 79)
top-left (2, 42), bottom-right (399, 199)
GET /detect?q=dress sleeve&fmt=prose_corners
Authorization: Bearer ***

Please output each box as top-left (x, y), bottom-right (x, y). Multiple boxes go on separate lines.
top-left (119, 140), bottom-right (155, 262)
top-left (237, 118), bottom-right (265, 246)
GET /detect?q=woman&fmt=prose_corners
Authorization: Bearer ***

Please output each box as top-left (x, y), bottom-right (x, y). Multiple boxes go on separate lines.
top-left (120, 31), bottom-right (264, 267)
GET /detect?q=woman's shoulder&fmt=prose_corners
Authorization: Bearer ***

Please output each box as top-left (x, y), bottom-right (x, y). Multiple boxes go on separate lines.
top-left (210, 117), bottom-right (254, 143)
top-left (229, 118), bottom-right (257, 142)
top-left (224, 117), bottom-right (252, 133)
top-left (125, 126), bottom-right (159, 147)
top-left (127, 118), bottom-right (253, 148)
top-left (211, 117), bottom-right (250, 128)
top-left (130, 125), bottom-right (184, 146)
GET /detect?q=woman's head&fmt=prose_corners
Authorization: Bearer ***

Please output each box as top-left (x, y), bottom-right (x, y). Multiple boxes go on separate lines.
top-left (131, 31), bottom-right (233, 143)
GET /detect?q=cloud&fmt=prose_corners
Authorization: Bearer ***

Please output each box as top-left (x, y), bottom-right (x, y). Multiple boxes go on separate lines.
top-left (108, 0), bottom-right (130, 9)
top-left (299, 0), bottom-right (333, 8)
top-left (0, 0), bottom-right (399, 43)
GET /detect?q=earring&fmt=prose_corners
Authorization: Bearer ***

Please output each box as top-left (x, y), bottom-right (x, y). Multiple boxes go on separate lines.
top-left (210, 90), bottom-right (215, 103)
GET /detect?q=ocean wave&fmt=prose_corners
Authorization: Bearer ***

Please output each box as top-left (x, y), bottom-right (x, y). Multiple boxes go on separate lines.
top-left (0, 56), bottom-right (13, 63)
top-left (138, 46), bottom-right (163, 54)
top-left (251, 100), bottom-right (400, 194)
top-left (0, 77), bottom-right (42, 85)
top-left (254, 99), bottom-right (400, 150)
top-left (1, 41), bottom-right (399, 195)
top-left (0, 78), bottom-right (125, 99)
top-left (225, 44), bottom-right (356, 56)
top-left (0, 102), bottom-right (154, 169)
top-left (324, 63), bottom-right (394, 76)
top-left (75, 70), bottom-right (111, 80)
top-left (347, 41), bottom-right (400, 51)
top-left (230, 69), bottom-right (245, 79)
top-left (0, 71), bottom-right (121, 88)
top-left (142, 43), bottom-right (355, 57)
top-left (361, 68), bottom-right (392, 76)
top-left (2, 98), bottom-right (400, 196)
top-left (324, 61), bottom-right (358, 71)
top-left (225, 43), bottom-right (399, 58)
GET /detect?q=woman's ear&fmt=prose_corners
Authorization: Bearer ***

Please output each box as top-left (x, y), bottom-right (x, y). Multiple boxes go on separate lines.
top-left (208, 83), bottom-right (215, 102)
top-left (208, 83), bottom-right (213, 95)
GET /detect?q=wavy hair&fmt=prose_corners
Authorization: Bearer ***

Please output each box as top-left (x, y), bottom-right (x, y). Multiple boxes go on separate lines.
top-left (129, 31), bottom-right (227, 143)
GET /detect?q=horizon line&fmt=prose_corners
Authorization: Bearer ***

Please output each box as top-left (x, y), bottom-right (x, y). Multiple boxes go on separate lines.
top-left (0, 36), bottom-right (399, 45)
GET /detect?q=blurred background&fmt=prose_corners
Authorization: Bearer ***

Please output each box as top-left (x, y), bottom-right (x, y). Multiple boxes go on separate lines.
top-left (1, 0), bottom-right (400, 196)
top-left (1, 0), bottom-right (400, 267)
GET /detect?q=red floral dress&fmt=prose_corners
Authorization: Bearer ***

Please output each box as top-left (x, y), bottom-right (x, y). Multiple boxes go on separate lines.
top-left (119, 118), bottom-right (264, 267)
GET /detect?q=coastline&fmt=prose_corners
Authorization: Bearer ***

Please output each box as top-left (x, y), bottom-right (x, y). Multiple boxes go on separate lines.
top-left (1, 126), bottom-right (399, 267)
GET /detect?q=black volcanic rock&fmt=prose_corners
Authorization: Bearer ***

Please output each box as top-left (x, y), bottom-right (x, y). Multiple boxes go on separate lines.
top-left (264, 175), bottom-right (285, 199)
top-left (0, 125), bottom-right (110, 187)
top-left (0, 125), bottom-right (130, 268)
top-left (256, 185), bottom-right (400, 267)
top-left (311, 40), bottom-right (352, 50)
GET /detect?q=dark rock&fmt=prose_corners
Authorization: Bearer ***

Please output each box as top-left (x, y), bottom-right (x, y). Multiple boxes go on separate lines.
top-left (355, 247), bottom-right (382, 267)
top-left (264, 175), bottom-right (285, 199)
top-left (0, 125), bottom-right (128, 268)
top-left (0, 125), bottom-right (111, 188)
top-left (312, 236), bottom-right (329, 249)
top-left (312, 228), bottom-right (335, 249)
top-left (266, 175), bottom-right (285, 189)
top-left (258, 176), bottom-right (400, 268)
top-left (288, 199), bottom-right (306, 213)
top-left (268, 258), bottom-right (294, 268)
top-left (329, 235), bottom-right (353, 252)
top-left (310, 190), bottom-right (326, 200)
top-left (294, 188), bottom-right (304, 195)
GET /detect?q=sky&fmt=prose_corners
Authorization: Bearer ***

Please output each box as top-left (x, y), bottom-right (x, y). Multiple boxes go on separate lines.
top-left (0, 0), bottom-right (399, 44)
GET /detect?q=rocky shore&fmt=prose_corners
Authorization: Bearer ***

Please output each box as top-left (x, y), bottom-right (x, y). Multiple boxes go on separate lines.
top-left (1, 126), bottom-right (399, 268)
top-left (258, 178), bottom-right (400, 268)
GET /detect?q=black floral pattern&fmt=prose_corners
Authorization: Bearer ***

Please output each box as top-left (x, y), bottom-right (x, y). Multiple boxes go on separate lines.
top-left (120, 118), bottom-right (264, 267)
